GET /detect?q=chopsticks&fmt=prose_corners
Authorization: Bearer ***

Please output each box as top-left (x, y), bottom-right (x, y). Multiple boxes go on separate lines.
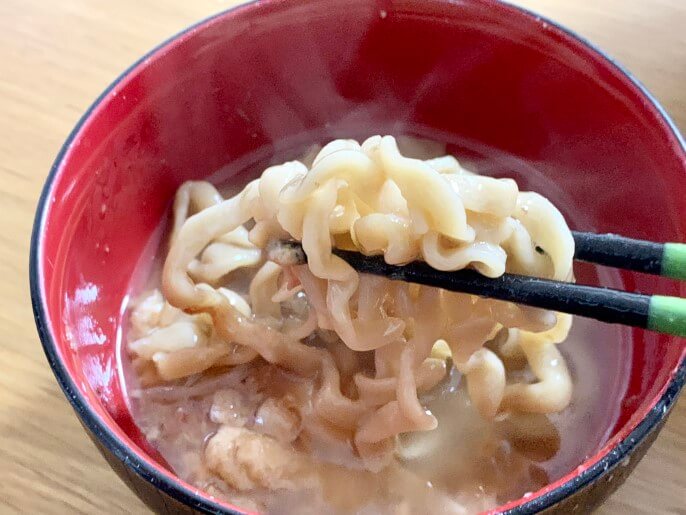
top-left (268, 234), bottom-right (686, 338)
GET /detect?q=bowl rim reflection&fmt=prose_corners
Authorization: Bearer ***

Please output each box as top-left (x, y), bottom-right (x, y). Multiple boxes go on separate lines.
top-left (29, 0), bottom-right (686, 513)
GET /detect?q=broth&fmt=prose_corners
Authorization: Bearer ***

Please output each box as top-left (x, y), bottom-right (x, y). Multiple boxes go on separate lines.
top-left (118, 136), bottom-right (629, 514)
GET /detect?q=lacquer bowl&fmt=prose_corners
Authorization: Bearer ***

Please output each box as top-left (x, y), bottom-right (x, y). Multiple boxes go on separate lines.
top-left (30, 0), bottom-right (686, 513)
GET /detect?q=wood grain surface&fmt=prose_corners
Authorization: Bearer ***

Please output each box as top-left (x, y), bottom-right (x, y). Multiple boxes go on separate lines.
top-left (0, 0), bottom-right (683, 513)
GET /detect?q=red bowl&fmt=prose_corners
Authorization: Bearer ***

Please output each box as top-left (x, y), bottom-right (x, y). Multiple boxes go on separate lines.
top-left (30, 0), bottom-right (686, 513)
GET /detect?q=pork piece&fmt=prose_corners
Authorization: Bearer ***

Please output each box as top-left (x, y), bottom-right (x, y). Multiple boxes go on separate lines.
top-left (254, 398), bottom-right (301, 443)
top-left (205, 426), bottom-right (468, 513)
top-left (205, 426), bottom-right (319, 491)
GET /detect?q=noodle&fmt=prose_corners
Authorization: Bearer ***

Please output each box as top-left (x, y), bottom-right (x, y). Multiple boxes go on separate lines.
top-left (127, 135), bottom-right (576, 510)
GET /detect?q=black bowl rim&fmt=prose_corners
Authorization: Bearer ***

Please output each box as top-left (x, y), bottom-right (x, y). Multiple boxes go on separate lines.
top-left (29, 0), bottom-right (686, 514)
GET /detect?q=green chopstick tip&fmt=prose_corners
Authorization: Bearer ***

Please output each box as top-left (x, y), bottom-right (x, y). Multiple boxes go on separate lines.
top-left (648, 295), bottom-right (686, 337)
top-left (662, 243), bottom-right (686, 280)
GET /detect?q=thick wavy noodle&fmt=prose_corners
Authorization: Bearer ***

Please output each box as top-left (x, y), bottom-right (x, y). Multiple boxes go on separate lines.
top-left (126, 135), bottom-right (577, 513)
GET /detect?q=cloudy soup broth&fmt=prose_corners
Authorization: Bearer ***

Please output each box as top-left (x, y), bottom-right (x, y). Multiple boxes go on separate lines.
top-left (118, 135), bottom-right (630, 514)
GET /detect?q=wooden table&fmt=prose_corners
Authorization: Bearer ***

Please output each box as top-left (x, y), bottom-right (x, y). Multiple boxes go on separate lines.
top-left (1, 0), bottom-right (683, 513)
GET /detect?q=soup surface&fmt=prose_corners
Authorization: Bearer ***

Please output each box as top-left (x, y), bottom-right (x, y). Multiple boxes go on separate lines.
top-left (120, 136), bottom-right (629, 514)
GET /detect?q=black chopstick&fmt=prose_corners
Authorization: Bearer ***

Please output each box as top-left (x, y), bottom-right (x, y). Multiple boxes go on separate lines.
top-left (267, 241), bottom-right (686, 337)
top-left (571, 231), bottom-right (686, 280)
top-left (336, 249), bottom-right (686, 337)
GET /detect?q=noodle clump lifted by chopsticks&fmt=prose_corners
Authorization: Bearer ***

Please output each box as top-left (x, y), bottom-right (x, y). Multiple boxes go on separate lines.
top-left (128, 135), bottom-right (575, 471)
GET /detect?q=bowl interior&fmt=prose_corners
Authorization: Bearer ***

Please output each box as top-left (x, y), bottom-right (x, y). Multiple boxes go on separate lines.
top-left (35, 0), bottom-right (686, 512)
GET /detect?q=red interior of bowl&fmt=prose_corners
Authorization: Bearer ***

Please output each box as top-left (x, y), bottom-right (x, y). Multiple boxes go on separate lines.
top-left (36, 0), bottom-right (686, 512)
